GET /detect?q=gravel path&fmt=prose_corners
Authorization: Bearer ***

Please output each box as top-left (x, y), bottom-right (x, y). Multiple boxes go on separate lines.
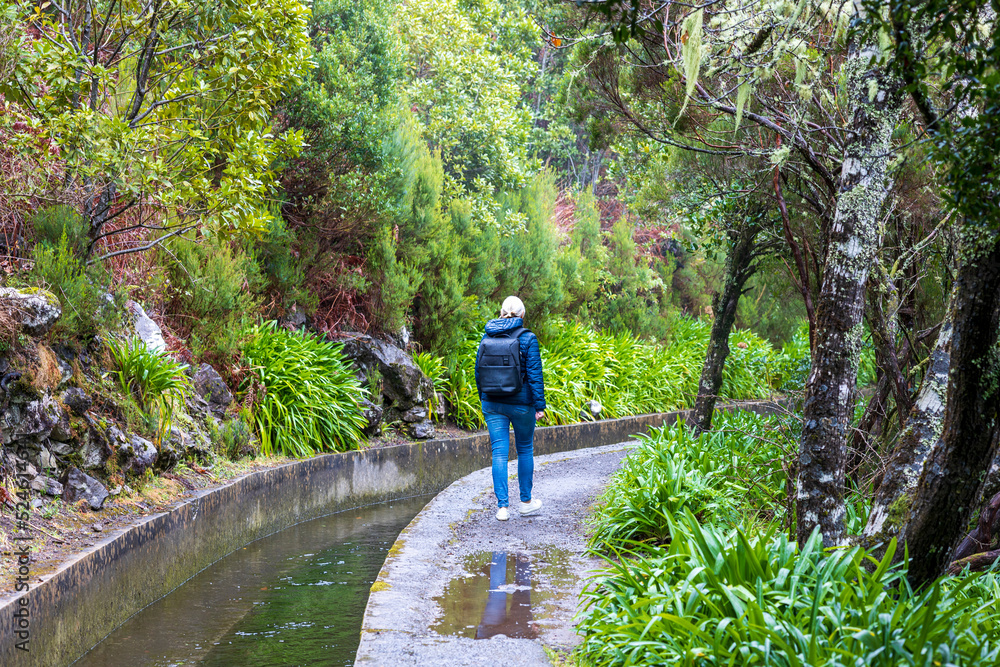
top-left (355, 442), bottom-right (632, 666)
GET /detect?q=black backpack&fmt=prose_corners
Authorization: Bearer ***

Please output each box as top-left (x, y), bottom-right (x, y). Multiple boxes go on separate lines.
top-left (476, 327), bottom-right (528, 397)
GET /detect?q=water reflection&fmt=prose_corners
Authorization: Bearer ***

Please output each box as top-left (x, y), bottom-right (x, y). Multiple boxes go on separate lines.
top-left (476, 552), bottom-right (535, 639)
top-left (433, 549), bottom-right (572, 640)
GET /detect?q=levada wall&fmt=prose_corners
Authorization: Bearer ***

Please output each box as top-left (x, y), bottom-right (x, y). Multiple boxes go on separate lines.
top-left (0, 400), bottom-right (784, 666)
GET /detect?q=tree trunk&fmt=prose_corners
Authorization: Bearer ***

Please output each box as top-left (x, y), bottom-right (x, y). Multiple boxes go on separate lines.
top-left (983, 448), bottom-right (1000, 503)
top-left (796, 36), bottom-right (904, 548)
top-left (691, 221), bottom-right (763, 433)
top-left (951, 489), bottom-right (1000, 562)
top-left (862, 320), bottom-right (951, 542)
top-left (904, 236), bottom-right (1000, 586)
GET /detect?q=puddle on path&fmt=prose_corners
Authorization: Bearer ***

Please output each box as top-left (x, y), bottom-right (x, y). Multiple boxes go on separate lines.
top-left (431, 548), bottom-right (575, 640)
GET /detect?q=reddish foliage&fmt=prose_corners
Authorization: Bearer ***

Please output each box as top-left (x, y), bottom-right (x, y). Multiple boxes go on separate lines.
top-left (633, 223), bottom-right (680, 260)
top-left (309, 255), bottom-right (375, 335)
top-left (0, 95), bottom-right (66, 273)
top-left (552, 191), bottom-right (576, 242)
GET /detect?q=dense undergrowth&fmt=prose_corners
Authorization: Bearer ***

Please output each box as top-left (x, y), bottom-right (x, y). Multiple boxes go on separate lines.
top-left (579, 413), bottom-right (1000, 666)
top-left (239, 322), bottom-right (367, 456)
top-left (424, 317), bottom-right (815, 431)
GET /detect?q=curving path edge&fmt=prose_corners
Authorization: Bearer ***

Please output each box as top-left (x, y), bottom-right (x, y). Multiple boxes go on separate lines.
top-left (356, 442), bottom-right (634, 665)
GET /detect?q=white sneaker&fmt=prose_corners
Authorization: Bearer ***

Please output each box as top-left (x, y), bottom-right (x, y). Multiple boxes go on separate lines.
top-left (496, 507), bottom-right (509, 521)
top-left (519, 499), bottom-right (542, 516)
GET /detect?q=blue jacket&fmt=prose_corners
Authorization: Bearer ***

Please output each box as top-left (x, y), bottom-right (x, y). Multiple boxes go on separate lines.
top-left (475, 317), bottom-right (546, 411)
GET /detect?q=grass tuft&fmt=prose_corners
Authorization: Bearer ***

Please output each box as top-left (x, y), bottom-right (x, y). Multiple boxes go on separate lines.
top-left (239, 322), bottom-right (366, 457)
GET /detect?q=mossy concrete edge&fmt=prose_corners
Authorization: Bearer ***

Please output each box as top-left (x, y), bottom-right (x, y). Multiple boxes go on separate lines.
top-left (0, 400), bottom-right (784, 666)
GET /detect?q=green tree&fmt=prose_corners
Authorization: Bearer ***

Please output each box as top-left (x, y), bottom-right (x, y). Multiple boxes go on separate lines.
top-left (3, 0), bottom-right (312, 258)
top-left (495, 171), bottom-right (566, 321)
top-left (279, 0), bottom-right (403, 240)
top-left (559, 187), bottom-right (606, 318)
top-left (400, 0), bottom-right (540, 228)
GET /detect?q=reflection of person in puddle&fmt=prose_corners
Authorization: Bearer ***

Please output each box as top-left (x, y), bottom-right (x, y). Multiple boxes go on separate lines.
top-left (476, 552), bottom-right (534, 640)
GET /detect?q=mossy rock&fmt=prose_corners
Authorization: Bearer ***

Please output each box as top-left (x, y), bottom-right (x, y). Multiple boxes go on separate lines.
top-left (19, 287), bottom-right (61, 309)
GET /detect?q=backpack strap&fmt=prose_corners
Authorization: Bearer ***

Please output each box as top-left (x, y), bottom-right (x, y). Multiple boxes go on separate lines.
top-left (505, 327), bottom-right (529, 372)
top-left (501, 326), bottom-right (527, 340)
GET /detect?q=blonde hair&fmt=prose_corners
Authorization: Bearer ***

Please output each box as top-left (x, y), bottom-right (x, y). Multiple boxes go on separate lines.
top-left (500, 295), bottom-right (525, 319)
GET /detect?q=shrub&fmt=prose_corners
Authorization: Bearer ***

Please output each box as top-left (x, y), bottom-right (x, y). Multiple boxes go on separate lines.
top-left (579, 516), bottom-right (1000, 667)
top-left (31, 205), bottom-right (89, 257)
top-left (581, 409), bottom-right (1000, 667)
top-left (105, 336), bottom-right (191, 442)
top-left (207, 410), bottom-right (257, 460)
top-left (162, 235), bottom-right (261, 361)
top-left (443, 316), bottom-right (782, 430)
top-left (445, 334), bottom-right (484, 430)
top-left (413, 352), bottom-right (447, 422)
top-left (254, 212), bottom-right (315, 315)
top-left (240, 322), bottom-right (366, 456)
top-left (770, 322), bottom-right (811, 392)
top-left (589, 412), bottom-right (794, 550)
top-left (30, 231), bottom-right (118, 339)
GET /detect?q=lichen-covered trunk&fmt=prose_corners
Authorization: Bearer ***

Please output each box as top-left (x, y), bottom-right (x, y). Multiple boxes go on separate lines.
top-left (692, 223), bottom-right (762, 433)
top-left (904, 236), bottom-right (1000, 586)
top-left (796, 38), bottom-right (903, 548)
top-left (862, 319), bottom-right (951, 542)
top-left (983, 448), bottom-right (1000, 503)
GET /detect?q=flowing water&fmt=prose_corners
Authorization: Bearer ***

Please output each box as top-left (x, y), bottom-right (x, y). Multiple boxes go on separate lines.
top-left (74, 495), bottom-right (431, 667)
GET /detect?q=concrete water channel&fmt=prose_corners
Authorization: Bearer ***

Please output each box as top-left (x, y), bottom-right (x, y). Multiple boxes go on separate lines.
top-left (77, 442), bottom-right (631, 666)
top-left (1, 402), bottom-right (783, 666)
top-left (76, 495), bottom-right (432, 666)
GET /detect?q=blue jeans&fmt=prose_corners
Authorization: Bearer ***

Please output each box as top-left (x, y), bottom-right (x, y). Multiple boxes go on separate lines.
top-left (482, 401), bottom-right (536, 508)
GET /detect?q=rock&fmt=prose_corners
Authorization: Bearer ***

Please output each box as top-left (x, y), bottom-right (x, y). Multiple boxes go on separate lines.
top-left (0, 287), bottom-right (61, 336)
top-left (170, 409), bottom-right (212, 459)
top-left (360, 399), bottom-right (383, 438)
top-left (191, 363), bottom-right (234, 415)
top-left (281, 306), bottom-right (308, 330)
top-left (0, 404), bottom-right (20, 443)
top-left (155, 436), bottom-right (181, 472)
top-left (340, 334), bottom-right (434, 412)
top-left (49, 408), bottom-right (73, 441)
top-left (30, 476), bottom-right (63, 496)
top-left (433, 394), bottom-right (447, 422)
top-left (580, 399), bottom-right (603, 422)
top-left (60, 467), bottom-right (109, 510)
top-left (91, 523), bottom-right (103, 532)
top-left (409, 419), bottom-right (435, 439)
top-left (16, 459), bottom-right (38, 478)
top-left (396, 325), bottom-right (411, 349)
top-left (48, 440), bottom-right (74, 456)
top-left (80, 422), bottom-right (112, 470)
top-left (14, 396), bottom-right (61, 438)
top-left (402, 406), bottom-right (428, 423)
top-left (126, 300), bottom-right (167, 353)
top-left (39, 446), bottom-right (58, 470)
top-left (184, 391), bottom-right (212, 419)
top-left (1, 374), bottom-right (37, 405)
top-left (116, 433), bottom-right (157, 477)
top-left (30, 498), bottom-right (43, 510)
top-left (61, 387), bottom-right (93, 415)
top-left (56, 357), bottom-right (74, 387)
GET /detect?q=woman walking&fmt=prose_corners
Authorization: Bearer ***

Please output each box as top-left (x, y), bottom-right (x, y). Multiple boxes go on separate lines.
top-left (475, 296), bottom-right (546, 521)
